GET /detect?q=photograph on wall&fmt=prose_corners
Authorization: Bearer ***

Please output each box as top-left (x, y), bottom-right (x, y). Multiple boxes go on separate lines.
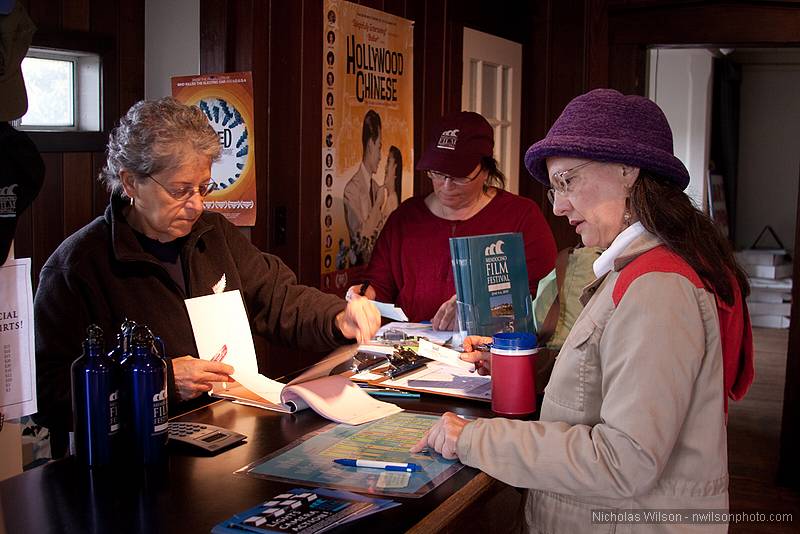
top-left (321, 0), bottom-right (414, 294)
top-left (172, 71), bottom-right (256, 226)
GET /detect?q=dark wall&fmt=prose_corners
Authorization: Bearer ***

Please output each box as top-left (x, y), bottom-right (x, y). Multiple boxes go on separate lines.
top-left (14, 0), bottom-right (145, 286)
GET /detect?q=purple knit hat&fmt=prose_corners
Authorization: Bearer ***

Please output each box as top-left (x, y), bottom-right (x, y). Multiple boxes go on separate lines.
top-left (524, 89), bottom-right (689, 190)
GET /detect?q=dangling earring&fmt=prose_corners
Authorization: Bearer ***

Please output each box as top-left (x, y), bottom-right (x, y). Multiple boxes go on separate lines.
top-left (623, 194), bottom-right (632, 227)
top-left (130, 196), bottom-right (135, 206)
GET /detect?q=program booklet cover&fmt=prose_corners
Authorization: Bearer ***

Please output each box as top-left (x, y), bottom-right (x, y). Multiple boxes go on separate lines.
top-left (450, 232), bottom-right (533, 336)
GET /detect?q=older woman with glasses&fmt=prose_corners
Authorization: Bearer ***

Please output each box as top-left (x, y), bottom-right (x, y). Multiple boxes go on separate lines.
top-left (348, 111), bottom-right (557, 330)
top-left (34, 97), bottom-right (380, 457)
top-left (413, 89), bottom-right (754, 533)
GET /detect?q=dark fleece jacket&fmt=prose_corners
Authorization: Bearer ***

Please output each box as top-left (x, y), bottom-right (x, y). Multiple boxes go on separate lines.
top-left (34, 195), bottom-right (348, 455)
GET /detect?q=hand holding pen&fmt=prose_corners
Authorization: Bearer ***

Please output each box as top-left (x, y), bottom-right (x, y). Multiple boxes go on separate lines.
top-left (345, 280), bottom-right (376, 302)
top-left (459, 335), bottom-right (493, 375)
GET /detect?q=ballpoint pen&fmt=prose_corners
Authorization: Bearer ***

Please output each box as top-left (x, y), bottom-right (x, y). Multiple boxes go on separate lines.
top-left (360, 387), bottom-right (421, 399)
top-left (358, 280), bottom-right (370, 296)
top-left (333, 458), bottom-right (422, 472)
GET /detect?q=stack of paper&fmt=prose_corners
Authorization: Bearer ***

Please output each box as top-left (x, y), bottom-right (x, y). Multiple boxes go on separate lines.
top-left (736, 249), bottom-right (793, 329)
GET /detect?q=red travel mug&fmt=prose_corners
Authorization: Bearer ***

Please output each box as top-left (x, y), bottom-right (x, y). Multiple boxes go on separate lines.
top-left (491, 332), bottom-right (538, 416)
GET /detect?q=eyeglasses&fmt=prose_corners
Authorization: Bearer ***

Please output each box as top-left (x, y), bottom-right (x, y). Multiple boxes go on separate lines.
top-left (546, 161), bottom-right (596, 205)
top-left (145, 173), bottom-right (217, 201)
top-left (426, 165), bottom-right (483, 186)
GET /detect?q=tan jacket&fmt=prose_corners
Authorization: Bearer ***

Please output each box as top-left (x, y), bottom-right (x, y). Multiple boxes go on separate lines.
top-left (458, 233), bottom-right (731, 533)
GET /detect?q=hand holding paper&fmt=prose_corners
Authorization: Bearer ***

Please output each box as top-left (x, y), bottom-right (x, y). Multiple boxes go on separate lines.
top-left (416, 339), bottom-right (475, 371)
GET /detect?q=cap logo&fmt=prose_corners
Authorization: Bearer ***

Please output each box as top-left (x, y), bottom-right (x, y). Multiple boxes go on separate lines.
top-left (437, 129), bottom-right (459, 150)
top-left (0, 184), bottom-right (18, 218)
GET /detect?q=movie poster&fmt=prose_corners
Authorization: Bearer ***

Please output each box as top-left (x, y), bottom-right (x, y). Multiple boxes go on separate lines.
top-left (172, 72), bottom-right (256, 226)
top-left (321, 0), bottom-right (414, 294)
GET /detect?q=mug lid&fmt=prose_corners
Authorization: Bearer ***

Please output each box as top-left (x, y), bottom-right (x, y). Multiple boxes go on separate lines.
top-left (492, 332), bottom-right (537, 351)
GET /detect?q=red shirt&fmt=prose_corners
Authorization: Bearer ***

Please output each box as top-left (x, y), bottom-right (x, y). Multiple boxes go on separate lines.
top-left (362, 189), bottom-right (557, 322)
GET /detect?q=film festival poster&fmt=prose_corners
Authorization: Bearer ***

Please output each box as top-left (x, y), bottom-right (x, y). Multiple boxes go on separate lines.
top-left (321, 0), bottom-right (414, 294)
top-left (172, 72), bottom-right (257, 226)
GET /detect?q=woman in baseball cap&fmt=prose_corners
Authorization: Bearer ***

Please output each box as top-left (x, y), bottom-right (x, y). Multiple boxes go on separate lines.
top-left (416, 89), bottom-right (754, 533)
top-left (349, 111), bottom-right (557, 332)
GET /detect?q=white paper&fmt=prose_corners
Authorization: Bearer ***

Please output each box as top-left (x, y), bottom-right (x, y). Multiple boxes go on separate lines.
top-left (185, 290), bottom-right (260, 377)
top-left (185, 291), bottom-right (400, 424)
top-left (381, 361), bottom-right (492, 401)
top-left (416, 339), bottom-right (475, 371)
top-left (0, 258), bottom-right (37, 418)
top-left (372, 300), bottom-right (409, 322)
top-left (377, 321), bottom-right (453, 345)
top-left (282, 375), bottom-right (402, 425)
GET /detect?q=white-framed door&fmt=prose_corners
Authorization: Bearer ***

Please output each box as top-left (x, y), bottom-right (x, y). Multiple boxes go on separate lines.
top-left (462, 28), bottom-right (522, 193)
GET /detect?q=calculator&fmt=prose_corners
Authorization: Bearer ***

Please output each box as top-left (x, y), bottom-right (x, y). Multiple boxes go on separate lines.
top-left (168, 421), bottom-right (246, 453)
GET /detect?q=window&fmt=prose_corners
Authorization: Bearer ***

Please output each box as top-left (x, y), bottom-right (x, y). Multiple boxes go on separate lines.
top-left (462, 28), bottom-right (522, 193)
top-left (17, 47), bottom-right (101, 132)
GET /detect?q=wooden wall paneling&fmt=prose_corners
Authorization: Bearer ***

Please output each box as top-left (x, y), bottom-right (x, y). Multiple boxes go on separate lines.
top-left (585, 0), bottom-right (609, 89)
top-left (61, 0), bottom-right (90, 32)
top-left (531, 0), bottom-right (590, 251)
top-left (26, 0), bottom-right (61, 31)
top-left (608, 43), bottom-right (646, 95)
top-left (267, 1), bottom-right (302, 272)
top-left (780, 162), bottom-right (800, 486)
top-left (89, 0), bottom-right (120, 135)
top-left (62, 153), bottom-right (93, 236)
top-left (610, 3), bottom-right (800, 46)
top-left (415, 0), bottom-right (448, 199)
top-left (199, 0), bottom-right (228, 74)
top-left (31, 154), bottom-right (63, 286)
top-left (250, 0), bottom-right (270, 253)
top-left (444, 20), bottom-right (462, 114)
top-left (297, 0), bottom-right (324, 288)
top-left (118, 1), bottom-right (145, 115)
top-left (261, 1), bottom-right (308, 378)
top-left (519, 0), bottom-right (552, 205)
top-left (406, 0), bottom-right (427, 198)
top-left (227, 0), bottom-right (254, 73)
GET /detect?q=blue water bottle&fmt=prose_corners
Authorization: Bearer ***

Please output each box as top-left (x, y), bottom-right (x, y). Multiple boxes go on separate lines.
top-left (122, 325), bottom-right (169, 464)
top-left (71, 324), bottom-right (120, 466)
top-left (109, 318), bottom-right (138, 365)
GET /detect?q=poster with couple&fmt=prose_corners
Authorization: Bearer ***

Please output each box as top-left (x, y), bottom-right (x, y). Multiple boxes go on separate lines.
top-left (320, 0), bottom-right (414, 295)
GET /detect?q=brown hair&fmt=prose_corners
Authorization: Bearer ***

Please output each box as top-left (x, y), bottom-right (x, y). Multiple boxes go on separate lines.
top-left (481, 156), bottom-right (506, 190)
top-left (629, 172), bottom-right (749, 305)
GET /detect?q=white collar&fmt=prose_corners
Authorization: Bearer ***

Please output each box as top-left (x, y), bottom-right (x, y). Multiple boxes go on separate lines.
top-left (593, 221), bottom-right (646, 278)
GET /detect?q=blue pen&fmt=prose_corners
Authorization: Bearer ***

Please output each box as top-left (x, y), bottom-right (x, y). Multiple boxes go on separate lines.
top-left (333, 458), bottom-right (422, 472)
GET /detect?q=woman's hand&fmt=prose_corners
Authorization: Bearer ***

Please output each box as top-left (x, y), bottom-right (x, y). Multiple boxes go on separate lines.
top-left (345, 284), bottom-right (377, 302)
top-left (171, 356), bottom-right (235, 402)
top-left (410, 412), bottom-right (471, 460)
top-left (460, 335), bottom-right (493, 375)
top-left (336, 295), bottom-right (381, 344)
top-left (431, 294), bottom-right (457, 331)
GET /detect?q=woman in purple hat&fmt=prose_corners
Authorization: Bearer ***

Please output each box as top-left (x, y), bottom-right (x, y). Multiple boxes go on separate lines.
top-left (413, 89), bottom-right (754, 532)
top-left (348, 111), bottom-right (557, 331)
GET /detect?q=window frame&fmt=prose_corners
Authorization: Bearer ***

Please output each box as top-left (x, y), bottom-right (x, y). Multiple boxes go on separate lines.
top-left (21, 30), bottom-right (113, 153)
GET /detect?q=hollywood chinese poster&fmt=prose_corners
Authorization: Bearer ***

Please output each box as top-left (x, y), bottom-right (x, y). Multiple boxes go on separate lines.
top-left (321, 0), bottom-right (414, 294)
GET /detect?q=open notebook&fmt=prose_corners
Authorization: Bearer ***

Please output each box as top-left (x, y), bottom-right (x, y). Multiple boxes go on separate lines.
top-left (184, 291), bottom-right (401, 425)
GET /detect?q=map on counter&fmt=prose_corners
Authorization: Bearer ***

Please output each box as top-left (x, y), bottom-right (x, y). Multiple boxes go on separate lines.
top-left (236, 412), bottom-right (463, 497)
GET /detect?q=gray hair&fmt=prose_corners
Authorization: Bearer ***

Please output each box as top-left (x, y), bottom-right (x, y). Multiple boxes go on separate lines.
top-left (99, 97), bottom-right (221, 195)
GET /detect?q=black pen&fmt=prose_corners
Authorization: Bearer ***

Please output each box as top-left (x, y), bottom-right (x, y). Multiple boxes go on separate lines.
top-left (358, 281), bottom-right (370, 296)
